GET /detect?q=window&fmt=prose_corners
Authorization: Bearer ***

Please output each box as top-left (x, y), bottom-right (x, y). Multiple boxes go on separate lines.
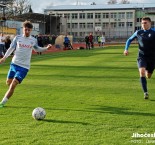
top-left (103, 13), bottom-right (109, 19)
top-left (111, 13), bottom-right (117, 19)
top-left (118, 22), bottom-right (125, 28)
top-left (118, 12), bottom-right (125, 19)
top-left (71, 23), bottom-right (78, 29)
top-left (72, 13), bottom-right (78, 19)
top-left (111, 22), bottom-right (117, 28)
top-left (87, 13), bottom-right (93, 19)
top-left (72, 32), bottom-right (78, 37)
top-left (126, 12), bottom-right (133, 19)
top-left (79, 13), bottom-right (85, 19)
top-left (87, 23), bottom-right (93, 29)
top-left (79, 32), bottom-right (85, 37)
top-left (126, 22), bottom-right (133, 28)
top-left (95, 13), bottom-right (101, 19)
top-left (137, 18), bottom-right (142, 22)
top-left (103, 23), bottom-right (109, 28)
top-left (64, 14), bottom-right (70, 19)
top-left (79, 23), bottom-right (86, 29)
top-left (95, 23), bottom-right (101, 26)
top-left (57, 14), bottom-right (62, 17)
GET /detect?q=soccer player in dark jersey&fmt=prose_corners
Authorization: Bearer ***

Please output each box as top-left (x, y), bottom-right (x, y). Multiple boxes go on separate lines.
top-left (124, 17), bottom-right (155, 99)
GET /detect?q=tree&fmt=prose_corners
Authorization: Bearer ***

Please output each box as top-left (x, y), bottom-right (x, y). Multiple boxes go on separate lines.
top-left (0, 0), bottom-right (13, 5)
top-left (120, 0), bottom-right (130, 4)
top-left (0, 0), bottom-right (31, 19)
top-left (107, 0), bottom-right (117, 4)
top-left (9, 0), bottom-right (31, 15)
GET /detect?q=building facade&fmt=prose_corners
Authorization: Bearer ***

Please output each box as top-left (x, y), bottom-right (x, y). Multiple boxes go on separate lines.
top-left (44, 3), bottom-right (155, 41)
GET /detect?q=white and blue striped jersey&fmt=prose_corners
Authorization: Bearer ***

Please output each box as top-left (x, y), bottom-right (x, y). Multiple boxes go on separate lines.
top-left (4, 34), bottom-right (47, 69)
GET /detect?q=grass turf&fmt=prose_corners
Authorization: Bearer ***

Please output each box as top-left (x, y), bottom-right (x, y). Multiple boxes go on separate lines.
top-left (0, 45), bottom-right (155, 145)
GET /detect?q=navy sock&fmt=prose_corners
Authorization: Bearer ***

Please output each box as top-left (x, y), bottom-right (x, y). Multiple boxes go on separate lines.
top-left (140, 77), bottom-right (147, 93)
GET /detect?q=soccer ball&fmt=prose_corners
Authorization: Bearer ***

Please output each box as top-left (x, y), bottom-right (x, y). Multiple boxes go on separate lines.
top-left (32, 107), bottom-right (46, 120)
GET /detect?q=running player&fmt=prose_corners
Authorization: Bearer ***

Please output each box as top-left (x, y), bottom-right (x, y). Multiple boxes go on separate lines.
top-left (124, 17), bottom-right (155, 99)
top-left (0, 21), bottom-right (52, 107)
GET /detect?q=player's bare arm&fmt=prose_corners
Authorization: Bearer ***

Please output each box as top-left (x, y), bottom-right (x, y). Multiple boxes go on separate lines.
top-left (46, 44), bottom-right (52, 49)
top-left (0, 57), bottom-right (6, 64)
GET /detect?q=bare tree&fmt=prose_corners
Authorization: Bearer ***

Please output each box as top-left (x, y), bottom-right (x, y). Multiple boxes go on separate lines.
top-left (0, 0), bottom-right (13, 5)
top-left (107, 0), bottom-right (117, 4)
top-left (0, 0), bottom-right (31, 19)
top-left (14, 0), bottom-right (31, 14)
top-left (120, 0), bottom-right (130, 4)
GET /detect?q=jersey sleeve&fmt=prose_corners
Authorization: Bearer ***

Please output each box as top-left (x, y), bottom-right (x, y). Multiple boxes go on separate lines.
top-left (125, 31), bottom-right (137, 50)
top-left (33, 38), bottom-right (47, 52)
top-left (4, 36), bottom-right (17, 58)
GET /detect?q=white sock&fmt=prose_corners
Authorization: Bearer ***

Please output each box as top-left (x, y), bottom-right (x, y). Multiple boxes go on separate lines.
top-left (1, 97), bottom-right (8, 105)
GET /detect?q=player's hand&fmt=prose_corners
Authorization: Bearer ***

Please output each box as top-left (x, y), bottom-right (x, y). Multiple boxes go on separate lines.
top-left (0, 57), bottom-right (6, 64)
top-left (46, 44), bottom-right (52, 50)
top-left (124, 50), bottom-right (129, 56)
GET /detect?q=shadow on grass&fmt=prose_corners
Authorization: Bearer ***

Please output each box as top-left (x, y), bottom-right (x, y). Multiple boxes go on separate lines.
top-left (88, 105), bottom-right (155, 117)
top-left (42, 119), bottom-right (90, 125)
top-left (44, 106), bottom-right (155, 117)
top-left (150, 100), bottom-right (155, 102)
top-left (5, 106), bottom-right (90, 125)
top-left (7, 104), bottom-right (155, 119)
top-left (31, 64), bottom-right (137, 70)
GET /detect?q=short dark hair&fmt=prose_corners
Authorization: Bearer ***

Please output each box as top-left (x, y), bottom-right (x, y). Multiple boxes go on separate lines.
top-left (23, 20), bottom-right (33, 29)
top-left (142, 17), bottom-right (151, 22)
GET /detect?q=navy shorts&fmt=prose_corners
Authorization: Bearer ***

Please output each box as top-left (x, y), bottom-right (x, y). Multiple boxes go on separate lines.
top-left (137, 58), bottom-right (155, 74)
top-left (7, 63), bottom-right (28, 83)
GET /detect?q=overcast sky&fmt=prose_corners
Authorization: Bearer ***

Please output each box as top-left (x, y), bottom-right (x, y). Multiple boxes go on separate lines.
top-left (29, 0), bottom-right (155, 13)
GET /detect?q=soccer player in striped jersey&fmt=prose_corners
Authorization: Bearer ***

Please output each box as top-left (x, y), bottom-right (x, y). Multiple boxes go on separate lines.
top-left (124, 17), bottom-right (155, 99)
top-left (0, 21), bottom-right (52, 107)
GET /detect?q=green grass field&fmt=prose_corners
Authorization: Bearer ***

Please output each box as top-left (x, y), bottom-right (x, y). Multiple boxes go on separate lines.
top-left (0, 45), bottom-right (155, 145)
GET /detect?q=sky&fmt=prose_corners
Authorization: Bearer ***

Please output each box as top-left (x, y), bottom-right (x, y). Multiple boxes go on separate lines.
top-left (29, 0), bottom-right (155, 13)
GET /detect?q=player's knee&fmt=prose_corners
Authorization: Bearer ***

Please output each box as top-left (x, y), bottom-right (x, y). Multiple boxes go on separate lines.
top-left (9, 79), bottom-right (19, 90)
top-left (139, 68), bottom-right (146, 76)
top-left (146, 73), bottom-right (152, 79)
top-left (6, 80), bottom-right (12, 86)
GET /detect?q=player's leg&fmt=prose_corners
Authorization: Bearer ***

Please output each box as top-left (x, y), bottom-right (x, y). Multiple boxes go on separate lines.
top-left (86, 42), bottom-right (89, 49)
top-left (0, 64), bottom-right (15, 107)
top-left (0, 64), bottom-right (28, 107)
top-left (145, 62), bottom-right (155, 79)
top-left (1, 78), bottom-right (19, 103)
top-left (98, 42), bottom-right (100, 47)
top-left (91, 42), bottom-right (94, 48)
top-left (5, 78), bottom-right (19, 99)
top-left (88, 42), bottom-right (90, 49)
top-left (0, 78), bottom-right (19, 107)
top-left (137, 58), bottom-right (149, 99)
top-left (5, 63), bottom-right (16, 86)
top-left (6, 78), bottom-right (13, 86)
top-left (64, 42), bottom-right (66, 49)
top-left (139, 67), bottom-right (149, 99)
top-left (145, 71), bottom-right (152, 79)
top-left (101, 42), bottom-right (103, 47)
top-left (85, 42), bottom-right (87, 49)
top-left (66, 43), bottom-right (69, 49)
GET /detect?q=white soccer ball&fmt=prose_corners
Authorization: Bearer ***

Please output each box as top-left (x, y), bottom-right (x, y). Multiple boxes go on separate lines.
top-left (32, 107), bottom-right (46, 120)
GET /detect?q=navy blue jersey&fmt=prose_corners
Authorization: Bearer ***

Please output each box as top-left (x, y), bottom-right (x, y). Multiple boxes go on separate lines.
top-left (125, 28), bottom-right (155, 60)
